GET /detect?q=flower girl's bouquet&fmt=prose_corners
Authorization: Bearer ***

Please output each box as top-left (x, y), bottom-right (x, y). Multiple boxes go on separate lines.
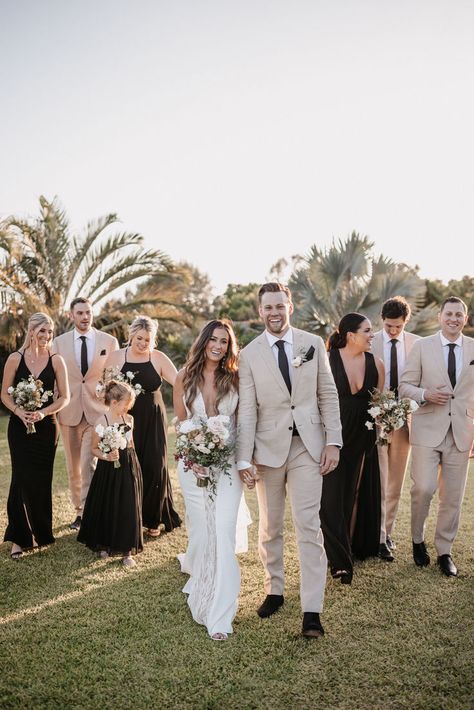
top-left (95, 366), bottom-right (143, 398)
top-left (174, 414), bottom-right (234, 498)
top-left (8, 375), bottom-right (53, 434)
top-left (95, 423), bottom-right (128, 468)
top-left (365, 389), bottom-right (418, 446)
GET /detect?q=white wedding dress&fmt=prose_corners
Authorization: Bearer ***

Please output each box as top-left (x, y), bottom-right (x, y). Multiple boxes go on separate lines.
top-left (177, 389), bottom-right (251, 638)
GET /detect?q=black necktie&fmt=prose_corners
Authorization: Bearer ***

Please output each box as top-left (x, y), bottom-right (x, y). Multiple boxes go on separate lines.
top-left (275, 340), bottom-right (291, 393)
top-left (447, 343), bottom-right (456, 388)
top-left (80, 336), bottom-right (88, 377)
top-left (389, 339), bottom-right (398, 397)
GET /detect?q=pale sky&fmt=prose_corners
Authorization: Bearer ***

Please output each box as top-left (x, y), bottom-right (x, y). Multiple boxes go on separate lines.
top-left (1, 0), bottom-right (473, 295)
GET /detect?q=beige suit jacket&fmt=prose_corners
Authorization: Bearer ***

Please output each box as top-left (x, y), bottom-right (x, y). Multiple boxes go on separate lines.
top-left (371, 329), bottom-right (420, 370)
top-left (399, 333), bottom-right (474, 452)
top-left (237, 328), bottom-right (342, 468)
top-left (52, 329), bottom-right (119, 426)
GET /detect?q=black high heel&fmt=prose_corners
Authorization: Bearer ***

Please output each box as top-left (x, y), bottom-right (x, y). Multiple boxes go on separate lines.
top-left (331, 569), bottom-right (352, 585)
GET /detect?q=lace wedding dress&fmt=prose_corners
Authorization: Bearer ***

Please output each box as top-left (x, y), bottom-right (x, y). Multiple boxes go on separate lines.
top-left (177, 388), bottom-right (251, 637)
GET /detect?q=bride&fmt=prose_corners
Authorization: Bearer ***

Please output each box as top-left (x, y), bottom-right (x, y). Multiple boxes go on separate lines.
top-left (173, 319), bottom-right (250, 641)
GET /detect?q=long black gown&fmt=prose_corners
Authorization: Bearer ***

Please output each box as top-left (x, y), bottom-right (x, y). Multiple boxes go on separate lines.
top-left (78, 416), bottom-right (143, 556)
top-left (320, 349), bottom-right (381, 577)
top-left (121, 351), bottom-right (181, 532)
top-left (4, 352), bottom-right (58, 549)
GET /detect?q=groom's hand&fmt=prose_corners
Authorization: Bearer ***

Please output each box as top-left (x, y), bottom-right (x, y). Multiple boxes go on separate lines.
top-left (239, 466), bottom-right (257, 489)
top-left (320, 445), bottom-right (340, 476)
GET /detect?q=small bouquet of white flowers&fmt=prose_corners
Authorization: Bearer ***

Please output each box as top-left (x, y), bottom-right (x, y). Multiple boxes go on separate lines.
top-left (95, 423), bottom-right (128, 468)
top-left (8, 375), bottom-right (53, 434)
top-left (95, 366), bottom-right (143, 399)
top-left (365, 389), bottom-right (419, 446)
top-left (174, 414), bottom-right (234, 499)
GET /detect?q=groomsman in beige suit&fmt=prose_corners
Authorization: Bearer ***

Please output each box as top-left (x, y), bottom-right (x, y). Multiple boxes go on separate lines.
top-left (371, 296), bottom-right (420, 561)
top-left (237, 283), bottom-right (342, 638)
top-left (52, 297), bottom-right (119, 529)
top-left (399, 297), bottom-right (474, 577)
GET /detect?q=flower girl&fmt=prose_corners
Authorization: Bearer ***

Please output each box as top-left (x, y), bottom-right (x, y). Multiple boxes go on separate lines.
top-left (78, 380), bottom-right (143, 566)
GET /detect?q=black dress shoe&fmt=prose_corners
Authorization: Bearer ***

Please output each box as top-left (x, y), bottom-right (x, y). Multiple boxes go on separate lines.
top-left (437, 554), bottom-right (457, 577)
top-left (386, 535), bottom-right (396, 551)
top-left (302, 612), bottom-right (324, 638)
top-left (69, 515), bottom-right (82, 531)
top-left (257, 594), bottom-right (284, 618)
top-left (379, 542), bottom-right (394, 562)
top-left (413, 541), bottom-right (430, 567)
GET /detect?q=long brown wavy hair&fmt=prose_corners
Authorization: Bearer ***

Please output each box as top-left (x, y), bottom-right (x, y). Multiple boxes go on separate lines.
top-left (183, 320), bottom-right (239, 412)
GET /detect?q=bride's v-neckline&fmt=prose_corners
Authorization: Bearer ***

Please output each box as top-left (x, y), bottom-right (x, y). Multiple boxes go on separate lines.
top-left (197, 389), bottom-right (218, 418)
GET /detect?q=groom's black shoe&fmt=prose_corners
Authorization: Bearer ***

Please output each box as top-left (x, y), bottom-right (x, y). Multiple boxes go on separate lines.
top-left (413, 541), bottom-right (430, 567)
top-left (257, 595), bottom-right (284, 618)
top-left (437, 554), bottom-right (457, 577)
top-left (302, 612), bottom-right (324, 639)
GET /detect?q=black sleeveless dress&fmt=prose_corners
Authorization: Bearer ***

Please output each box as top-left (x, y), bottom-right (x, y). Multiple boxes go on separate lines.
top-left (320, 349), bottom-right (381, 577)
top-left (121, 351), bottom-right (181, 532)
top-left (4, 352), bottom-right (59, 549)
top-left (78, 415), bottom-right (143, 556)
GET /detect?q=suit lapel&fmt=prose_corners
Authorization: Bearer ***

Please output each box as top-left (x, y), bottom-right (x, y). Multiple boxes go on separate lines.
top-left (290, 328), bottom-right (305, 398)
top-left (257, 333), bottom-right (290, 399)
top-left (69, 331), bottom-right (82, 374)
top-left (371, 332), bottom-right (383, 361)
top-left (455, 335), bottom-right (473, 389)
top-left (432, 336), bottom-right (453, 391)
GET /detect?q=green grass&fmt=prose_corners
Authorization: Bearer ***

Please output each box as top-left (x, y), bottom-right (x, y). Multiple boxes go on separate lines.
top-left (1, 415), bottom-right (473, 710)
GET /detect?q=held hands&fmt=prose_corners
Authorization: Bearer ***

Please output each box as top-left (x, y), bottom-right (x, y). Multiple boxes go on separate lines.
top-left (424, 386), bottom-right (452, 405)
top-left (239, 466), bottom-right (258, 489)
top-left (320, 445), bottom-right (340, 476)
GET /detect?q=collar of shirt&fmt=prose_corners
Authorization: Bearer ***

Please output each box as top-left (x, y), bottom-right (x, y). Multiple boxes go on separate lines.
top-left (382, 330), bottom-right (402, 345)
top-left (439, 332), bottom-right (463, 348)
top-left (74, 329), bottom-right (94, 341)
top-left (265, 328), bottom-right (293, 349)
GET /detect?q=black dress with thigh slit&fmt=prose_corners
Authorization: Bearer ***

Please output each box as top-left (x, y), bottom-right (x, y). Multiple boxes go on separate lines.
top-left (320, 349), bottom-right (381, 577)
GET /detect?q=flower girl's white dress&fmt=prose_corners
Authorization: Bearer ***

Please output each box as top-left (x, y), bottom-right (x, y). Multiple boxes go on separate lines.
top-left (177, 389), bottom-right (251, 638)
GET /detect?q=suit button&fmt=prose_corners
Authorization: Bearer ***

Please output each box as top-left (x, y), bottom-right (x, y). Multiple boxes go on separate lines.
top-left (291, 405), bottom-right (295, 410)
top-left (288, 426), bottom-right (292, 430)
top-left (452, 395), bottom-right (455, 399)
top-left (448, 412), bottom-right (451, 416)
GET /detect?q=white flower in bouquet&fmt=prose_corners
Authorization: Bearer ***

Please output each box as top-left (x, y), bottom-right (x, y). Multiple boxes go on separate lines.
top-left (97, 366), bottom-right (143, 398)
top-left (96, 423), bottom-right (128, 469)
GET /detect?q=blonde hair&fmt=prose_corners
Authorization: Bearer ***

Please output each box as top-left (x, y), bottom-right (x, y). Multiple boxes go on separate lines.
top-left (127, 316), bottom-right (158, 348)
top-left (21, 312), bottom-right (54, 351)
top-left (104, 380), bottom-right (136, 409)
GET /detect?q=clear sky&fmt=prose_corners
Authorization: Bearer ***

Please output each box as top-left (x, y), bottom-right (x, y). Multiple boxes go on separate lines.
top-left (1, 0), bottom-right (473, 294)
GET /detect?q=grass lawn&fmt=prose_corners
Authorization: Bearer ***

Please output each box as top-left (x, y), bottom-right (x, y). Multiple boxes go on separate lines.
top-left (1, 414), bottom-right (473, 710)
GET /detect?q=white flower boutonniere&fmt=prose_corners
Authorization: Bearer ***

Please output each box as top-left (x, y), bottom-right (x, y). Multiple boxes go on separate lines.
top-left (291, 345), bottom-right (315, 368)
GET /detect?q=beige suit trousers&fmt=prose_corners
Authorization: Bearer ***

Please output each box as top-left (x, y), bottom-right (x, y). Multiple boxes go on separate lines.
top-left (410, 427), bottom-right (470, 555)
top-left (378, 424), bottom-right (411, 541)
top-left (255, 436), bottom-right (327, 612)
top-left (60, 416), bottom-right (97, 512)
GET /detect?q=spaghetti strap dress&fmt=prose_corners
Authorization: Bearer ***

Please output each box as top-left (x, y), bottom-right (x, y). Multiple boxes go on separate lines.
top-left (4, 352), bottom-right (58, 548)
top-left (320, 349), bottom-right (381, 578)
top-left (78, 415), bottom-right (143, 556)
top-left (121, 350), bottom-right (181, 532)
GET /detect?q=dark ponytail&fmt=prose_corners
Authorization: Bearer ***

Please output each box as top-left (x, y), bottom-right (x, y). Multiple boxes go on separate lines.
top-left (327, 313), bottom-right (367, 350)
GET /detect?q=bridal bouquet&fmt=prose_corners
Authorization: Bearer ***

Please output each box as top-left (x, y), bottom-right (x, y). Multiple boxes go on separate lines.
top-left (8, 375), bottom-right (53, 434)
top-left (95, 366), bottom-right (143, 398)
top-left (365, 389), bottom-right (418, 446)
top-left (174, 414), bottom-right (234, 499)
top-left (95, 423), bottom-right (128, 468)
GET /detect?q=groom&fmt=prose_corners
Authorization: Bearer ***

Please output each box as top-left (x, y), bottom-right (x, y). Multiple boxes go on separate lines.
top-left (237, 283), bottom-right (342, 638)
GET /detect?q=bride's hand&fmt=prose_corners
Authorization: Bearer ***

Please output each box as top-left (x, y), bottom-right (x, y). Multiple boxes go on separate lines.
top-left (191, 463), bottom-right (208, 480)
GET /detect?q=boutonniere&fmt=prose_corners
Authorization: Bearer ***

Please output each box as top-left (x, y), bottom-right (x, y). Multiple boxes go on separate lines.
top-left (292, 345), bottom-right (315, 368)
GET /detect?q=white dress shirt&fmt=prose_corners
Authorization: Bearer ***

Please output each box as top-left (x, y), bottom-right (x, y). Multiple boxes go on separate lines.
top-left (382, 330), bottom-right (406, 391)
top-left (439, 331), bottom-right (463, 382)
top-left (73, 329), bottom-right (96, 371)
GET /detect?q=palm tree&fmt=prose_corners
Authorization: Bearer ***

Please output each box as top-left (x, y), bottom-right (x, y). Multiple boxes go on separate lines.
top-left (0, 196), bottom-right (173, 348)
top-left (289, 232), bottom-right (433, 336)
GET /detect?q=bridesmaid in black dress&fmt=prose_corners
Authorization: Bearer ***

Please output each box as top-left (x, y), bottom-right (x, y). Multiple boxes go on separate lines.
top-left (320, 313), bottom-right (385, 583)
top-left (1, 313), bottom-right (70, 559)
top-left (78, 380), bottom-right (143, 566)
top-left (105, 315), bottom-right (181, 536)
